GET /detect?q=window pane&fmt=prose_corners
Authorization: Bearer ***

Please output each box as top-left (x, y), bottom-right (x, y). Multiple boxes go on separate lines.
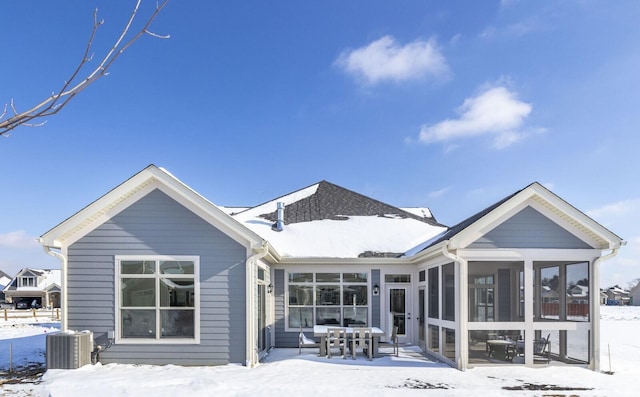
top-left (443, 263), bottom-right (455, 321)
top-left (316, 285), bottom-right (340, 305)
top-left (289, 285), bottom-right (313, 305)
top-left (160, 278), bottom-right (194, 307)
top-left (428, 324), bottom-right (439, 351)
top-left (343, 307), bottom-right (367, 326)
top-left (121, 260), bottom-right (155, 275)
top-left (419, 270), bottom-right (426, 282)
top-left (316, 307), bottom-right (340, 325)
top-left (289, 307), bottom-right (314, 328)
top-left (444, 328), bottom-right (456, 361)
top-left (122, 309), bottom-right (156, 338)
top-left (343, 285), bottom-right (367, 306)
top-left (566, 262), bottom-right (589, 321)
top-left (289, 273), bottom-right (313, 283)
top-left (428, 267), bottom-right (439, 319)
top-left (540, 266), bottom-right (560, 320)
top-left (161, 310), bottom-right (195, 338)
top-left (160, 260), bottom-right (194, 275)
top-left (316, 273), bottom-right (340, 282)
top-left (385, 274), bottom-right (411, 283)
top-left (121, 278), bottom-right (155, 307)
top-left (342, 272), bottom-right (367, 282)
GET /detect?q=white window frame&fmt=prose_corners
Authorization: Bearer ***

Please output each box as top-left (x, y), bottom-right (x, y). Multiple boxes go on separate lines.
top-left (20, 276), bottom-right (35, 287)
top-left (285, 271), bottom-right (369, 331)
top-left (115, 255), bottom-right (200, 344)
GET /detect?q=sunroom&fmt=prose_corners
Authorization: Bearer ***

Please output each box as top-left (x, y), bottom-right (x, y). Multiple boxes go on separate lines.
top-left (415, 183), bottom-right (624, 371)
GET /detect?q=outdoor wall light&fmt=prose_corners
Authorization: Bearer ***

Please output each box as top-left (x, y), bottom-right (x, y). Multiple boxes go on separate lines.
top-left (267, 284), bottom-right (273, 294)
top-left (372, 284), bottom-right (379, 296)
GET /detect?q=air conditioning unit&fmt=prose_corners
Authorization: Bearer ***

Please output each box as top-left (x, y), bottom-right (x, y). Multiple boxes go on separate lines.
top-left (46, 330), bottom-right (93, 369)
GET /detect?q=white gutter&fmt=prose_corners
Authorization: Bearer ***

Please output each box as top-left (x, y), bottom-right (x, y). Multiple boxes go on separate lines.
top-left (245, 242), bottom-right (269, 367)
top-left (440, 242), bottom-right (468, 371)
top-left (591, 245), bottom-right (622, 371)
top-left (42, 244), bottom-right (67, 331)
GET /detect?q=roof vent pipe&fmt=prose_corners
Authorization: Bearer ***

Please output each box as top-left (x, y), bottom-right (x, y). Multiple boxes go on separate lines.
top-left (272, 202), bottom-right (285, 232)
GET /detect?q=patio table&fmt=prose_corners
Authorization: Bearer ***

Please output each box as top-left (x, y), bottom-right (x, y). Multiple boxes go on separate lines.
top-left (314, 326), bottom-right (385, 357)
top-left (486, 339), bottom-right (517, 361)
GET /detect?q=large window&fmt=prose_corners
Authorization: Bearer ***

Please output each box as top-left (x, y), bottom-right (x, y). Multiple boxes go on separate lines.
top-left (116, 256), bottom-right (199, 343)
top-left (288, 272), bottom-right (368, 329)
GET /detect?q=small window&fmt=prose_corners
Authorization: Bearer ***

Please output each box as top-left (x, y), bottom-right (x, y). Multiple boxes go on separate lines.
top-left (20, 277), bottom-right (35, 287)
top-left (419, 270), bottom-right (426, 282)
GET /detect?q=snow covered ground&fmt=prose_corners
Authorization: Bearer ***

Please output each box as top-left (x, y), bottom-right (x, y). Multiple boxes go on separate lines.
top-left (1, 306), bottom-right (639, 396)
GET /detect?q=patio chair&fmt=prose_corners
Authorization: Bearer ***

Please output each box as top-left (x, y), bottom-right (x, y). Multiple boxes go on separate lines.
top-left (326, 327), bottom-right (347, 359)
top-left (298, 327), bottom-right (319, 354)
top-left (533, 334), bottom-right (551, 363)
top-left (349, 328), bottom-right (372, 360)
top-left (380, 325), bottom-right (399, 357)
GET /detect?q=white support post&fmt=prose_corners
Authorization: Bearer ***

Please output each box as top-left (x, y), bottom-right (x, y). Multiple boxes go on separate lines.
top-left (524, 259), bottom-right (534, 366)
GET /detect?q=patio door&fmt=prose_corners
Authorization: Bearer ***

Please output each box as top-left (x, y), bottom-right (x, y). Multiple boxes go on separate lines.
top-left (387, 285), bottom-right (411, 343)
top-left (418, 287), bottom-right (426, 351)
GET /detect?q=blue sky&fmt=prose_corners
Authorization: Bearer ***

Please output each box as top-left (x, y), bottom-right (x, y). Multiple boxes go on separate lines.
top-left (1, 0), bottom-right (638, 288)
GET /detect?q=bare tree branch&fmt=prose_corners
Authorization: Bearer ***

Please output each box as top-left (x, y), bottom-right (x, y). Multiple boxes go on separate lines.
top-left (0, 0), bottom-right (170, 137)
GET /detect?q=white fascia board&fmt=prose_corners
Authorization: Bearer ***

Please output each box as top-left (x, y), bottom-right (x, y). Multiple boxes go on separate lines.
top-left (449, 183), bottom-right (623, 250)
top-left (273, 256), bottom-right (413, 266)
top-left (39, 165), bottom-right (267, 252)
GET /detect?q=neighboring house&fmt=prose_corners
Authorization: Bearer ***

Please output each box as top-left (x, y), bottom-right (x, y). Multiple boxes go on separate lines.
top-left (599, 290), bottom-right (608, 305)
top-left (39, 165), bottom-right (624, 371)
top-left (2, 268), bottom-right (61, 308)
top-left (0, 270), bottom-right (11, 301)
top-left (630, 283), bottom-right (640, 306)
top-left (604, 285), bottom-right (630, 305)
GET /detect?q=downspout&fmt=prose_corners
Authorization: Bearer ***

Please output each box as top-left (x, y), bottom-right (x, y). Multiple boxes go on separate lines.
top-left (441, 242), bottom-right (468, 371)
top-left (42, 244), bottom-right (67, 331)
top-left (245, 242), bottom-right (269, 368)
top-left (591, 245), bottom-right (622, 371)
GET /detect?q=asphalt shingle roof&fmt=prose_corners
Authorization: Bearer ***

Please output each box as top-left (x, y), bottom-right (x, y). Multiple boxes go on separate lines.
top-left (255, 180), bottom-right (444, 227)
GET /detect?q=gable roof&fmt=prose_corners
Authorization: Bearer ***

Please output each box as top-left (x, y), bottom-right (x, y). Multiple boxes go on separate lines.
top-left (40, 165), bottom-right (265, 250)
top-left (408, 182), bottom-right (624, 256)
top-left (2, 268), bottom-right (61, 292)
top-left (233, 181), bottom-right (447, 259)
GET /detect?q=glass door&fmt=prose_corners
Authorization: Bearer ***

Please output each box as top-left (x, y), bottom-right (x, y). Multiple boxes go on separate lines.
top-left (387, 286), bottom-right (411, 343)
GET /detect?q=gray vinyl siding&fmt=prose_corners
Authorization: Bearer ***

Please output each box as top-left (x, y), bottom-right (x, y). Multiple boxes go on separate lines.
top-left (67, 189), bottom-right (247, 365)
top-left (273, 269), bottom-right (298, 347)
top-left (371, 269), bottom-right (381, 328)
top-left (469, 206), bottom-right (592, 249)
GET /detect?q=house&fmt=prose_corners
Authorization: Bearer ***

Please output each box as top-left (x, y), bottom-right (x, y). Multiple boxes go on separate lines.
top-left (2, 268), bottom-right (61, 308)
top-left (599, 289), bottom-right (608, 305)
top-left (39, 165), bottom-right (624, 370)
top-left (0, 270), bottom-right (11, 302)
top-left (630, 283), bottom-right (640, 306)
top-left (604, 285), bottom-right (630, 305)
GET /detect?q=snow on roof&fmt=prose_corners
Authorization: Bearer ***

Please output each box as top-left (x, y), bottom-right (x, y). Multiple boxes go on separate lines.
top-left (233, 181), bottom-right (447, 258)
